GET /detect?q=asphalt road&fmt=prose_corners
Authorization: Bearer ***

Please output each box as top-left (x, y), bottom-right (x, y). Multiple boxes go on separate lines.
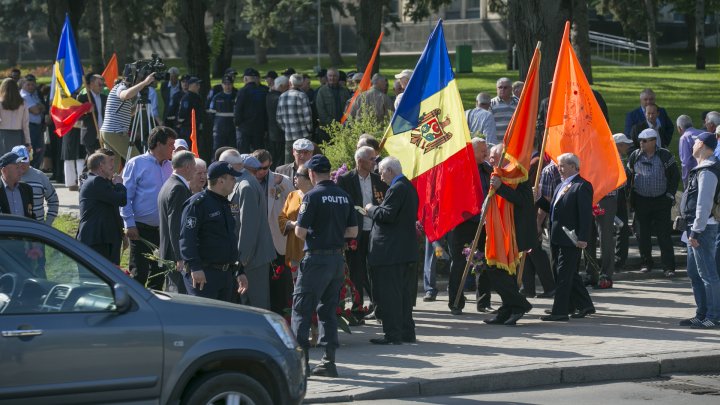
top-left (344, 373), bottom-right (720, 405)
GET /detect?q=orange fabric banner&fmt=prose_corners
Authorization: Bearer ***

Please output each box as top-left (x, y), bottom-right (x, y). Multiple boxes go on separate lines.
top-left (102, 53), bottom-right (118, 88)
top-left (544, 22), bottom-right (626, 204)
top-left (485, 45), bottom-right (541, 274)
top-left (340, 32), bottom-right (384, 123)
top-left (190, 109), bottom-right (199, 157)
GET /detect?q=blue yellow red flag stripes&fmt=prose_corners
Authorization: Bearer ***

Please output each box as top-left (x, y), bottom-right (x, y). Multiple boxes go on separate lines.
top-left (50, 62), bottom-right (93, 137)
top-left (55, 14), bottom-right (84, 95)
top-left (382, 20), bottom-right (483, 242)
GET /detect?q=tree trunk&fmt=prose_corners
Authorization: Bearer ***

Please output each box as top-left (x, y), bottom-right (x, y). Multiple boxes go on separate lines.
top-left (100, 0), bottom-right (112, 63)
top-left (571, 0), bottom-right (592, 83)
top-left (178, 0), bottom-right (211, 96)
top-left (212, 0), bottom-right (237, 78)
top-left (508, 0), bottom-right (572, 101)
top-left (254, 39), bottom-right (268, 65)
top-left (684, 13), bottom-right (695, 52)
top-left (505, 0), bottom-right (516, 70)
top-left (695, 0), bottom-right (706, 70)
top-left (322, 5), bottom-right (344, 67)
top-left (6, 42), bottom-right (19, 68)
top-left (643, 0), bottom-right (659, 67)
top-left (110, 1), bottom-right (130, 66)
top-left (84, 0), bottom-right (104, 73)
top-left (355, 0), bottom-right (383, 74)
top-left (46, 0), bottom-right (86, 48)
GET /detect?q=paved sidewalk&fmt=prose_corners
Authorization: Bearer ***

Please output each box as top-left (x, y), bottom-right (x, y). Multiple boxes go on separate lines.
top-left (304, 278), bottom-right (720, 403)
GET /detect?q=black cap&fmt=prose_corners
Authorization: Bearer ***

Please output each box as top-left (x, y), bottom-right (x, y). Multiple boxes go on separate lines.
top-left (180, 74), bottom-right (191, 82)
top-left (316, 68), bottom-right (327, 78)
top-left (222, 74), bottom-right (234, 83)
top-left (224, 68), bottom-right (237, 76)
top-left (243, 68), bottom-right (260, 77)
top-left (282, 68), bottom-right (296, 77)
top-left (187, 77), bottom-right (201, 85)
top-left (305, 154), bottom-right (331, 173)
top-left (265, 70), bottom-right (278, 79)
top-left (207, 161), bottom-right (242, 180)
top-left (339, 71), bottom-right (347, 81)
top-left (24, 74), bottom-right (36, 82)
top-left (0, 152), bottom-right (23, 168)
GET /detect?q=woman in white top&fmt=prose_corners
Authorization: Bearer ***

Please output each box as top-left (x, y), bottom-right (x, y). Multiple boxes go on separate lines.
top-left (0, 78), bottom-right (30, 155)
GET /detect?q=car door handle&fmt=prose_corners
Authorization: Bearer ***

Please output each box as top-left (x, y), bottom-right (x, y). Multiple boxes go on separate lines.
top-left (2, 329), bottom-right (43, 337)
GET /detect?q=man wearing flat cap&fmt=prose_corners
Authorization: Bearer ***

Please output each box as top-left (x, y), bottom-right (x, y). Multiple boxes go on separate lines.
top-left (292, 154), bottom-right (357, 378)
top-left (234, 67), bottom-right (268, 153)
top-left (275, 138), bottom-right (314, 183)
top-left (627, 128), bottom-right (680, 277)
top-left (0, 152), bottom-right (35, 218)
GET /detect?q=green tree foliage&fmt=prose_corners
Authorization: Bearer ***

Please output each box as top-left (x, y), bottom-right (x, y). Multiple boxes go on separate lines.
top-left (402, 0), bottom-right (452, 22)
top-left (0, 0), bottom-right (46, 66)
top-left (241, 0), bottom-right (314, 49)
top-left (320, 105), bottom-right (387, 170)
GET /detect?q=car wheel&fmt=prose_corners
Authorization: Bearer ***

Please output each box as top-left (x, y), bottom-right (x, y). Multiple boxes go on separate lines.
top-left (183, 371), bottom-right (273, 405)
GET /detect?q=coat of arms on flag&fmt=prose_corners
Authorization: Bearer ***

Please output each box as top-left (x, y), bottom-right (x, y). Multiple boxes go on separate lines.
top-left (410, 108), bottom-right (453, 153)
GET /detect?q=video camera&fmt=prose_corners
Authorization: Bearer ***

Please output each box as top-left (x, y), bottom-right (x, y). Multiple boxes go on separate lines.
top-left (123, 54), bottom-right (168, 84)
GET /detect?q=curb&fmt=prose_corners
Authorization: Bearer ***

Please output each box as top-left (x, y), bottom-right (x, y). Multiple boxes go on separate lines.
top-left (303, 350), bottom-right (720, 403)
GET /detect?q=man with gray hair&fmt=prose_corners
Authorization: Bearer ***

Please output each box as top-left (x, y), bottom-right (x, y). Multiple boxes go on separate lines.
top-left (160, 67), bottom-right (181, 115)
top-left (277, 74), bottom-right (313, 163)
top-left (466, 92), bottom-right (497, 144)
top-left (624, 88), bottom-right (673, 145)
top-left (267, 75), bottom-right (289, 167)
top-left (158, 150), bottom-right (196, 293)
top-left (705, 111), bottom-right (720, 135)
top-left (490, 77), bottom-right (518, 141)
top-left (677, 114), bottom-right (703, 187)
top-left (349, 73), bottom-right (395, 122)
top-left (315, 68), bottom-right (352, 143)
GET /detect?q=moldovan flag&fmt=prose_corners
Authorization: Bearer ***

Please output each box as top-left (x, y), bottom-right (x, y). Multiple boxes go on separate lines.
top-left (49, 16), bottom-right (91, 136)
top-left (544, 22), bottom-right (626, 203)
top-left (382, 20), bottom-right (483, 242)
top-left (190, 109), bottom-right (199, 157)
top-left (484, 45), bottom-right (541, 274)
top-left (102, 53), bottom-right (119, 88)
top-left (341, 32), bottom-right (383, 123)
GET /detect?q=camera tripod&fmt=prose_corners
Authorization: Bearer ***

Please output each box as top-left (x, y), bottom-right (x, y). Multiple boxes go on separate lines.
top-left (126, 98), bottom-right (156, 163)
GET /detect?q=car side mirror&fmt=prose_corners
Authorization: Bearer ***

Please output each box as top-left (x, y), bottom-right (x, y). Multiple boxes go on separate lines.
top-left (113, 283), bottom-right (131, 314)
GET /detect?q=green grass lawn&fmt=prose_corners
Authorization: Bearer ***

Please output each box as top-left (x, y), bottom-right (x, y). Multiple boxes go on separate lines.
top-left (53, 214), bottom-right (130, 270)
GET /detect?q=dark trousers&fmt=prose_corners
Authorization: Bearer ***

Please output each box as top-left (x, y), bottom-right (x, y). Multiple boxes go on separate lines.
top-left (129, 222), bottom-right (163, 290)
top-left (90, 240), bottom-right (121, 265)
top-left (447, 220), bottom-right (490, 309)
top-left (615, 188), bottom-right (631, 268)
top-left (550, 244), bottom-right (594, 315)
top-left (213, 128), bottom-right (235, 152)
top-left (268, 140), bottom-right (285, 168)
top-left (585, 194), bottom-right (618, 281)
top-left (372, 263), bottom-right (416, 342)
top-left (183, 268), bottom-right (233, 301)
top-left (236, 127), bottom-right (264, 154)
top-left (522, 239), bottom-right (555, 295)
top-left (487, 267), bottom-right (532, 318)
top-left (346, 230), bottom-right (372, 312)
top-left (632, 193), bottom-right (675, 271)
top-left (269, 254), bottom-right (293, 315)
top-left (29, 123), bottom-right (44, 169)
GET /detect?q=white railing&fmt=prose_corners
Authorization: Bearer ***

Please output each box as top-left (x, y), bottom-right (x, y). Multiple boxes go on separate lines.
top-left (589, 30), bottom-right (649, 65)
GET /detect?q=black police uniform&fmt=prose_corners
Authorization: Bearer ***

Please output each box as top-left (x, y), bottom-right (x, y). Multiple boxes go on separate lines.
top-left (166, 89), bottom-right (186, 132)
top-left (177, 91), bottom-right (205, 149)
top-left (179, 188), bottom-right (241, 301)
top-left (291, 178), bottom-right (357, 369)
top-left (209, 89), bottom-right (237, 151)
top-left (234, 81), bottom-right (268, 153)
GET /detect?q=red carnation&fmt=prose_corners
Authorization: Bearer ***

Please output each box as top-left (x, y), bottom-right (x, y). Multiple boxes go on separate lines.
top-left (348, 239), bottom-right (358, 251)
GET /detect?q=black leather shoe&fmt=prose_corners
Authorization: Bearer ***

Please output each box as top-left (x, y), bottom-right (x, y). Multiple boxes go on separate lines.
top-left (504, 312), bottom-right (525, 326)
top-left (483, 316), bottom-right (509, 325)
top-left (537, 290), bottom-right (555, 298)
top-left (401, 336), bottom-right (417, 343)
top-left (541, 314), bottom-right (569, 322)
top-left (370, 337), bottom-right (402, 345)
top-left (450, 308), bottom-right (463, 316)
top-left (311, 361), bottom-right (338, 377)
top-left (570, 308), bottom-right (596, 318)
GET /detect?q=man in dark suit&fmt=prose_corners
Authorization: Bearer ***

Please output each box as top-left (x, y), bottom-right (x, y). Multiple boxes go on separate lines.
top-left (158, 151), bottom-right (196, 293)
top-left (78, 74), bottom-right (108, 155)
top-left (77, 152), bottom-right (127, 264)
top-left (625, 90), bottom-right (673, 148)
top-left (337, 146), bottom-right (388, 322)
top-left (536, 153), bottom-right (595, 321)
top-left (0, 152), bottom-right (35, 219)
top-left (365, 157), bottom-right (419, 344)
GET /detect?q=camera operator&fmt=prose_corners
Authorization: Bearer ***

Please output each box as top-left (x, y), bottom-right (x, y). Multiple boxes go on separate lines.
top-left (100, 71), bottom-right (157, 171)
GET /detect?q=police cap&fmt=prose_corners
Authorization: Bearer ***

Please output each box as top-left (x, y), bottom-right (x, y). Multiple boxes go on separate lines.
top-left (282, 68), bottom-right (296, 77)
top-left (187, 77), bottom-right (201, 85)
top-left (207, 161), bottom-right (242, 180)
top-left (222, 74), bottom-right (234, 84)
top-left (265, 70), bottom-right (278, 79)
top-left (243, 68), bottom-right (260, 77)
top-left (316, 68), bottom-right (327, 78)
top-left (305, 154), bottom-right (331, 173)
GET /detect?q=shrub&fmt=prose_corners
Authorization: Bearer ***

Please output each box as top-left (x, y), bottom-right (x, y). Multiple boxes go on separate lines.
top-left (320, 103), bottom-right (389, 170)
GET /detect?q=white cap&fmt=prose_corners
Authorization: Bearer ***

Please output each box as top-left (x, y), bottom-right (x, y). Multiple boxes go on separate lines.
top-left (394, 69), bottom-right (413, 80)
top-left (352, 72), bottom-right (363, 82)
top-left (612, 133), bottom-right (633, 144)
top-left (638, 128), bottom-right (659, 140)
top-left (292, 138), bottom-right (314, 151)
top-left (174, 139), bottom-right (189, 150)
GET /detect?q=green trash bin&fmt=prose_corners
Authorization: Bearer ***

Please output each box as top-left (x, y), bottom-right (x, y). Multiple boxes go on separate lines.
top-left (456, 45), bottom-right (473, 73)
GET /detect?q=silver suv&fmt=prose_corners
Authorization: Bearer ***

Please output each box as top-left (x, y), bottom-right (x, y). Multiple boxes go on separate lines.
top-left (0, 215), bottom-right (306, 404)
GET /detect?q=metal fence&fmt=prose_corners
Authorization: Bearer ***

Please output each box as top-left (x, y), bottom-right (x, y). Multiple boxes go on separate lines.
top-left (589, 30), bottom-right (649, 65)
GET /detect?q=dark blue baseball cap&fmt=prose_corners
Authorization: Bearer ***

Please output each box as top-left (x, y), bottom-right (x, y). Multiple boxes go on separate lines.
top-left (305, 154), bottom-right (331, 173)
top-left (207, 161), bottom-right (242, 180)
top-left (0, 152), bottom-right (23, 168)
top-left (696, 131), bottom-right (717, 151)
top-left (243, 68), bottom-right (260, 77)
top-left (187, 77), bottom-right (201, 85)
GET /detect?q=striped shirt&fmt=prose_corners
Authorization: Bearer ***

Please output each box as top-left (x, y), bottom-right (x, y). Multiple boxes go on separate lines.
top-left (100, 82), bottom-right (136, 134)
top-left (277, 89), bottom-right (312, 142)
top-left (540, 162), bottom-right (561, 200)
top-left (20, 167), bottom-right (59, 225)
top-left (489, 96), bottom-right (518, 141)
top-left (632, 152), bottom-right (668, 198)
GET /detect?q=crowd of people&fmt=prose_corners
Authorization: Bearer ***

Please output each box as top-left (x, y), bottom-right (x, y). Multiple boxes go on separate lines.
top-left (1, 63), bottom-right (720, 379)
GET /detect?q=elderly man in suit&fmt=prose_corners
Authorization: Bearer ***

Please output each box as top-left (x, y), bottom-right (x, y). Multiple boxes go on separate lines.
top-left (365, 156), bottom-right (419, 344)
top-left (0, 152), bottom-right (36, 219)
top-left (536, 153), bottom-right (595, 321)
top-left (338, 146), bottom-right (388, 322)
top-left (77, 152), bottom-right (126, 264)
top-left (222, 149), bottom-right (277, 310)
top-left (78, 74), bottom-right (108, 155)
top-left (158, 151), bottom-right (196, 293)
top-left (625, 89), bottom-right (673, 148)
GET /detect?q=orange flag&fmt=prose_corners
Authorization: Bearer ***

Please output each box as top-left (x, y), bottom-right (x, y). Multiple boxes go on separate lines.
top-left (484, 44), bottom-right (541, 275)
top-left (340, 32), bottom-right (384, 123)
top-left (544, 22), bottom-right (626, 204)
top-left (101, 53), bottom-right (118, 88)
top-left (190, 109), bottom-right (199, 157)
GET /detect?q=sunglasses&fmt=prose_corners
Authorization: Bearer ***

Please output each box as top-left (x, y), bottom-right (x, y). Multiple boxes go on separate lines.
top-left (258, 165), bottom-right (271, 171)
top-left (295, 173), bottom-right (309, 178)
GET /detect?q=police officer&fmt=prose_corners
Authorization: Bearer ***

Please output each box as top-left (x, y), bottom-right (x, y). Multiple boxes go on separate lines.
top-left (165, 75), bottom-right (189, 132)
top-left (177, 77), bottom-right (205, 151)
top-left (291, 154), bottom-right (358, 378)
top-left (179, 161), bottom-right (249, 301)
top-left (234, 68), bottom-right (268, 153)
top-left (209, 74), bottom-right (237, 151)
